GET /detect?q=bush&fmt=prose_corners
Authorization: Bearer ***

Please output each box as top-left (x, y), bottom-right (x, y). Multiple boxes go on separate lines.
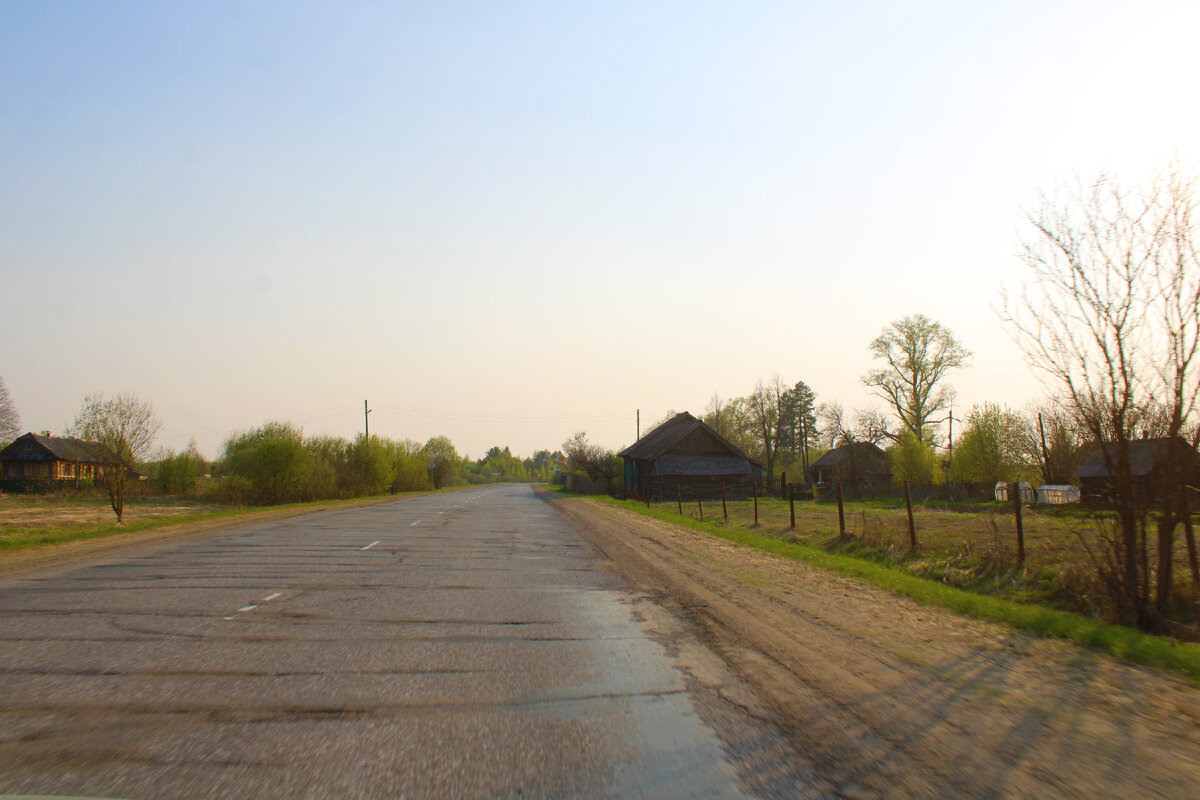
top-left (891, 431), bottom-right (943, 487)
top-left (220, 422), bottom-right (314, 505)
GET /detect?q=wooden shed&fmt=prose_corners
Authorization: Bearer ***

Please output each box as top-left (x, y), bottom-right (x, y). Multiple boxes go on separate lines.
top-left (619, 412), bottom-right (762, 501)
top-left (1073, 437), bottom-right (1200, 502)
top-left (806, 442), bottom-right (891, 493)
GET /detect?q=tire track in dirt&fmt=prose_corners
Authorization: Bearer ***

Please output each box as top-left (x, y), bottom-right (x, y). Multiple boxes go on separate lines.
top-left (548, 495), bottom-right (1200, 799)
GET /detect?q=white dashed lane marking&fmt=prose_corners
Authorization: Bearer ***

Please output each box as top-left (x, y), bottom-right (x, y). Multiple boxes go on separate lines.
top-left (410, 520), bottom-right (422, 526)
top-left (361, 541), bottom-right (380, 551)
top-left (263, 592), bottom-right (282, 601)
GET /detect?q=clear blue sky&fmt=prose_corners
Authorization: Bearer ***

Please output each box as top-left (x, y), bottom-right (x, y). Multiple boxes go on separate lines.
top-left (3, 1), bottom-right (1197, 458)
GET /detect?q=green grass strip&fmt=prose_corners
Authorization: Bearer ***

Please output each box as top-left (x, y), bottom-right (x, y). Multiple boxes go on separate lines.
top-left (566, 490), bottom-right (1200, 684)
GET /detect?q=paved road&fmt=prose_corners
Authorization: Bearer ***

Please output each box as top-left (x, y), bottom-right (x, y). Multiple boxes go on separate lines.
top-left (0, 485), bottom-right (799, 799)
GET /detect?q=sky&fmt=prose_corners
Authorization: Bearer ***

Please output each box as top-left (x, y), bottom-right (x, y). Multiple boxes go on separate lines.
top-left (3, 1), bottom-right (1198, 459)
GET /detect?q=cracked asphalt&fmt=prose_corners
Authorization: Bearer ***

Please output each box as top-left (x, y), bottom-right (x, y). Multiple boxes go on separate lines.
top-left (0, 484), bottom-right (803, 799)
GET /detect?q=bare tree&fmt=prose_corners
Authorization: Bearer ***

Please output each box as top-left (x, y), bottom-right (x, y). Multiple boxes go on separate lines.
top-left (70, 393), bottom-right (161, 524)
top-left (817, 402), bottom-right (891, 448)
top-left (0, 377), bottom-right (20, 443)
top-left (1020, 400), bottom-right (1088, 485)
top-left (852, 407), bottom-right (893, 445)
top-left (863, 314), bottom-right (971, 442)
top-left (748, 376), bottom-right (785, 487)
top-left (702, 394), bottom-right (727, 439)
top-left (1002, 169), bottom-right (1200, 631)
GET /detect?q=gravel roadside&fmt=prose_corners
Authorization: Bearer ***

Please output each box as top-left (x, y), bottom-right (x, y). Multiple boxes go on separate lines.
top-left (546, 494), bottom-right (1200, 799)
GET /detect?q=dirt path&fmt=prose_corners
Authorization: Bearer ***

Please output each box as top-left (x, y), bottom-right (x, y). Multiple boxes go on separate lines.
top-left (548, 496), bottom-right (1200, 799)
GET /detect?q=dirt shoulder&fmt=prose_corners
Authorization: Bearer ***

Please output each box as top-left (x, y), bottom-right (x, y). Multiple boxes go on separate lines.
top-left (547, 495), bottom-right (1200, 799)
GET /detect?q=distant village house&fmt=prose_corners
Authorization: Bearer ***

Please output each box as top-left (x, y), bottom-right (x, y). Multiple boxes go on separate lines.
top-left (1073, 437), bottom-right (1200, 502)
top-left (620, 412), bottom-right (763, 501)
top-left (806, 441), bottom-right (891, 494)
top-left (0, 432), bottom-right (116, 491)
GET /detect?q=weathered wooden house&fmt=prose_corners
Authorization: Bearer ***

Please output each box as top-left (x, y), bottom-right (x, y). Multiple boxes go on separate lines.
top-left (0, 432), bottom-right (115, 491)
top-left (620, 412), bottom-right (762, 501)
top-left (1073, 437), bottom-right (1200, 502)
top-left (806, 442), bottom-right (891, 493)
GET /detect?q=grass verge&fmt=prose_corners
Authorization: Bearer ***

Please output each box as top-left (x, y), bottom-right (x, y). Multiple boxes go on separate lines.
top-left (0, 489), bottom-right (456, 557)
top-left (551, 488), bottom-right (1200, 685)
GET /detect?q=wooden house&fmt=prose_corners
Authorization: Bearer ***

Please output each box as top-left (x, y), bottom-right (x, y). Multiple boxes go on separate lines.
top-left (0, 432), bottom-right (115, 491)
top-left (619, 412), bottom-right (763, 501)
top-left (1073, 437), bottom-right (1200, 502)
top-left (806, 442), bottom-right (891, 493)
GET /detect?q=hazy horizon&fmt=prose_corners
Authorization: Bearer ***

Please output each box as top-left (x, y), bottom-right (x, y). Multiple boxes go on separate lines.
top-left (4, 1), bottom-right (1197, 460)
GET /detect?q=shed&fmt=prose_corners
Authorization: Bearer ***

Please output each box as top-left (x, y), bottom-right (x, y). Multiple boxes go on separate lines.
top-left (807, 442), bottom-right (891, 492)
top-left (619, 412), bottom-right (762, 501)
top-left (1073, 437), bottom-right (1200, 502)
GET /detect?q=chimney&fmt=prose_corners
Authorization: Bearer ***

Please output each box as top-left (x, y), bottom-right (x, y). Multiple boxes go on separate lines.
top-left (42, 430), bottom-right (51, 438)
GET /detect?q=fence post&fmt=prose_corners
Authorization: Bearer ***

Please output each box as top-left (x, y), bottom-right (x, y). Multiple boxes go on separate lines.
top-left (721, 482), bottom-right (728, 521)
top-left (698, 489), bottom-right (703, 520)
top-left (780, 472), bottom-right (787, 499)
top-left (1011, 481), bottom-right (1025, 566)
top-left (904, 480), bottom-right (917, 549)
top-left (789, 482), bottom-right (796, 529)
top-left (753, 482), bottom-right (759, 525)
top-left (836, 481), bottom-right (846, 537)
top-left (677, 484), bottom-right (683, 515)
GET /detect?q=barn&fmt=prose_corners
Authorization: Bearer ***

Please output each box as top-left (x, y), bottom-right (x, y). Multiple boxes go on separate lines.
top-left (1073, 437), bottom-right (1200, 502)
top-left (620, 412), bottom-right (763, 501)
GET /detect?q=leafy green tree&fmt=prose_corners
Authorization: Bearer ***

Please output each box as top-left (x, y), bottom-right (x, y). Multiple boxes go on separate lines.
top-left (154, 438), bottom-right (205, 495)
top-left (562, 431), bottom-right (620, 487)
top-left (863, 314), bottom-right (971, 442)
top-left (391, 438), bottom-right (431, 492)
top-left (891, 430), bottom-right (943, 487)
top-left (304, 434), bottom-right (349, 499)
top-left (221, 422), bottom-right (314, 505)
top-left (349, 435), bottom-right (397, 496)
top-left (949, 403), bottom-right (1027, 487)
top-left (423, 435), bottom-right (461, 489)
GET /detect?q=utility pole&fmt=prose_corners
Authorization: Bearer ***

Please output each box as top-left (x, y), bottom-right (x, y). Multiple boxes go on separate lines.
top-left (637, 409), bottom-right (640, 441)
top-left (947, 402), bottom-right (959, 466)
top-left (1038, 413), bottom-right (1052, 483)
top-left (364, 399), bottom-right (372, 439)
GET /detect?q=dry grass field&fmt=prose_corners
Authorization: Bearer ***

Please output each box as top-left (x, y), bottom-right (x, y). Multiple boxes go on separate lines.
top-left (651, 493), bottom-right (1199, 628)
top-left (0, 492), bottom-right (230, 552)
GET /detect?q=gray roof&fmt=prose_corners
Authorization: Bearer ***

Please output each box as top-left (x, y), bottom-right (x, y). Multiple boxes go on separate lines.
top-left (0, 432), bottom-right (112, 464)
top-left (655, 455), bottom-right (754, 477)
top-left (808, 441), bottom-right (889, 471)
top-left (1073, 437), bottom-right (1200, 480)
top-left (620, 411), bottom-right (762, 466)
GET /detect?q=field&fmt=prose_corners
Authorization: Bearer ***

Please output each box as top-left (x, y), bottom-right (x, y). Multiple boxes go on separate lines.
top-left (0, 492), bottom-right (233, 552)
top-left (641, 492), bottom-right (1200, 631)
